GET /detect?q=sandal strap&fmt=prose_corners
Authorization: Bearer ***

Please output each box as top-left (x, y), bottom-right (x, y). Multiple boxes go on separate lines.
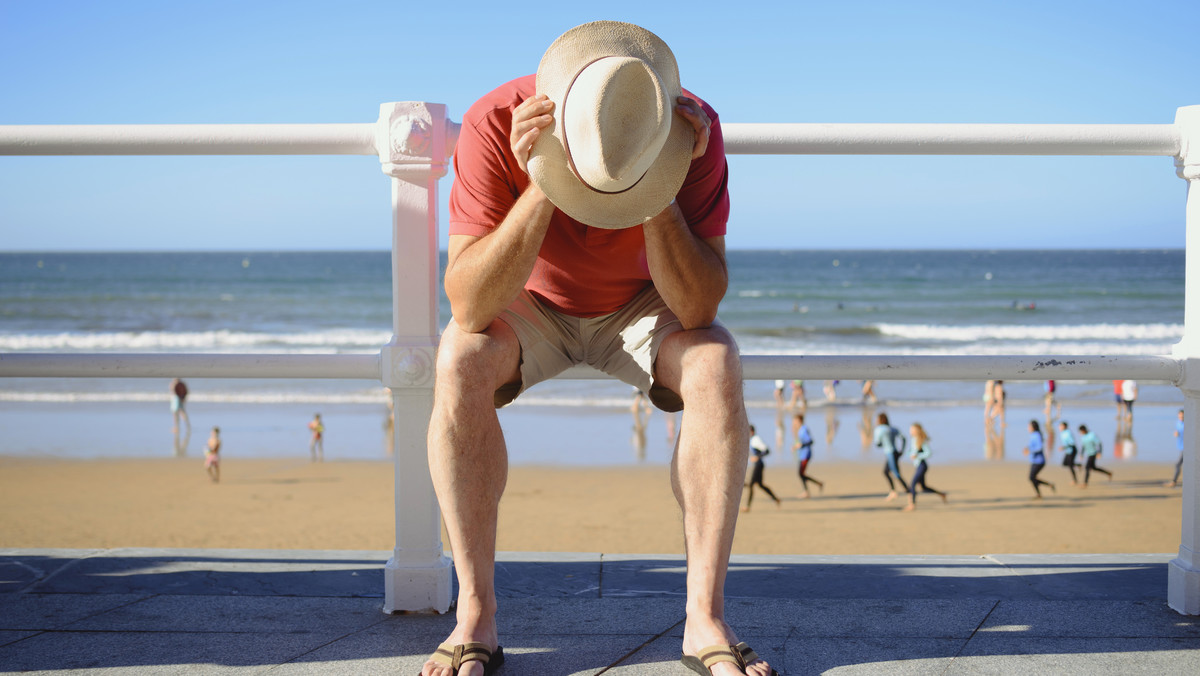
top-left (697, 643), bottom-right (748, 670)
top-left (735, 642), bottom-right (761, 665)
top-left (430, 642), bottom-right (494, 669)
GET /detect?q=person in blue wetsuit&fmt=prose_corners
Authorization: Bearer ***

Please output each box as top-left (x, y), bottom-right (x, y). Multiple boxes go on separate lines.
top-left (1168, 409), bottom-right (1185, 488)
top-left (904, 422), bottom-right (947, 511)
top-left (792, 413), bottom-right (824, 498)
top-left (1024, 419), bottom-right (1055, 499)
top-left (1078, 423), bottom-right (1112, 486)
top-left (873, 412), bottom-right (909, 501)
top-left (1058, 421), bottom-right (1079, 485)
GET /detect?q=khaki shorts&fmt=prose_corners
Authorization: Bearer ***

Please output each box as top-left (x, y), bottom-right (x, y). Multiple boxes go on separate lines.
top-left (490, 285), bottom-right (698, 412)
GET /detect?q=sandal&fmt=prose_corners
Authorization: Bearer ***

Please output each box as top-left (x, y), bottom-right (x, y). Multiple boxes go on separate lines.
top-left (421, 642), bottom-right (504, 675)
top-left (681, 641), bottom-right (777, 675)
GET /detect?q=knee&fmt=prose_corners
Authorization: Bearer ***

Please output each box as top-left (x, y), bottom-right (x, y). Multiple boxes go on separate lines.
top-left (434, 322), bottom-right (518, 395)
top-left (671, 327), bottom-right (743, 397)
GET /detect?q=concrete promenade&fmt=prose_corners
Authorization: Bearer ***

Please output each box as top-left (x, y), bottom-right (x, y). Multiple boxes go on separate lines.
top-left (2, 548), bottom-right (1199, 675)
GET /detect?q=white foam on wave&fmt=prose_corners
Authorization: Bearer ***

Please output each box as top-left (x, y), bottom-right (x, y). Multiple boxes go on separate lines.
top-left (739, 338), bottom-right (1176, 357)
top-left (874, 323), bottom-right (1183, 342)
top-left (0, 391), bottom-right (389, 405)
top-left (0, 329), bottom-right (393, 353)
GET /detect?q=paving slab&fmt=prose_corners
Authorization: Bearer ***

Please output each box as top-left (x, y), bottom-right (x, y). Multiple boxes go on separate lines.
top-left (0, 592), bottom-right (149, 631)
top-left (8, 548), bottom-right (388, 598)
top-left (978, 599), bottom-right (1200, 638)
top-left (949, 636), bottom-right (1200, 675)
top-left (60, 594), bottom-right (390, 634)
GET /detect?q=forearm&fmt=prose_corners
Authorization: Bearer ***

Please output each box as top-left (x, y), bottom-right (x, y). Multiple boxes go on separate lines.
top-left (445, 186), bottom-right (556, 332)
top-left (642, 202), bottom-right (727, 329)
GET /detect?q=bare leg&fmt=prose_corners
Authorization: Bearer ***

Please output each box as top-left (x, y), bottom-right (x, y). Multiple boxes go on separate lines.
top-left (421, 321), bottom-right (521, 676)
top-left (656, 326), bottom-right (774, 676)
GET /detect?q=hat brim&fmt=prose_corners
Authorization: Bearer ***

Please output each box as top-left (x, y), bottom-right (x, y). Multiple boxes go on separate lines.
top-left (529, 21), bottom-right (694, 230)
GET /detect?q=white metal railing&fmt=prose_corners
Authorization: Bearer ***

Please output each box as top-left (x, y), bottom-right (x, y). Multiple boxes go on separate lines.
top-left (2, 104), bottom-right (1199, 616)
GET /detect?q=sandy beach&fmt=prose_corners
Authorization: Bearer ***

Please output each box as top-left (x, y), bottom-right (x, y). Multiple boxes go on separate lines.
top-left (0, 456), bottom-right (1182, 556)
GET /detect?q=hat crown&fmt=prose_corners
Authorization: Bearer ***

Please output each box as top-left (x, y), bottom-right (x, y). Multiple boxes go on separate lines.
top-left (563, 56), bottom-right (669, 194)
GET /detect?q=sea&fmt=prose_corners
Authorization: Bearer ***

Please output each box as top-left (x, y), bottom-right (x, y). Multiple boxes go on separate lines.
top-left (0, 249), bottom-right (1187, 464)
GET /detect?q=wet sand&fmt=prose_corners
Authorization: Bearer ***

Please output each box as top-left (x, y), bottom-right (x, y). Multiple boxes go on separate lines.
top-left (0, 456), bottom-right (1182, 555)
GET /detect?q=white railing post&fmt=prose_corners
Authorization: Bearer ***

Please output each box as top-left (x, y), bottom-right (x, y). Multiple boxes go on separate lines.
top-left (377, 102), bottom-right (460, 613)
top-left (1170, 105), bottom-right (1200, 615)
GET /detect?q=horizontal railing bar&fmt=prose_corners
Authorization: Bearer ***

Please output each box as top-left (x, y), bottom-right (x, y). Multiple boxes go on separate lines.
top-left (563, 354), bottom-right (1182, 383)
top-left (1, 353), bottom-right (1179, 383)
top-left (0, 123), bottom-right (379, 156)
top-left (0, 122), bottom-right (1183, 158)
top-left (0, 353), bottom-right (381, 379)
top-left (722, 123), bottom-right (1181, 156)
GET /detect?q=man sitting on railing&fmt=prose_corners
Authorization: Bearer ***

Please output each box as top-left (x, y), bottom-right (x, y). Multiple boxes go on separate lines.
top-left (420, 20), bottom-right (775, 676)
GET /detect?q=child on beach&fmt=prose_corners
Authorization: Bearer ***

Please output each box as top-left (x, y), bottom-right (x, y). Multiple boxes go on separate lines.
top-left (1024, 419), bottom-right (1055, 499)
top-left (308, 413), bottom-right (325, 462)
top-left (743, 425), bottom-right (781, 512)
top-left (1078, 424), bottom-right (1112, 486)
top-left (792, 413), bottom-right (824, 498)
top-left (874, 412), bottom-right (909, 501)
top-left (904, 423), bottom-right (947, 511)
top-left (205, 426), bottom-right (221, 483)
top-left (1058, 421), bottom-right (1079, 485)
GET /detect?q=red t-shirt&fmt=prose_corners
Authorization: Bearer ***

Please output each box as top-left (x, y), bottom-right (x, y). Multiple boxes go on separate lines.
top-left (448, 74), bottom-right (730, 318)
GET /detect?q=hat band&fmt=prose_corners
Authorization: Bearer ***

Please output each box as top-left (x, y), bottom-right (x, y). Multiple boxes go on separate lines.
top-left (559, 57), bottom-right (653, 196)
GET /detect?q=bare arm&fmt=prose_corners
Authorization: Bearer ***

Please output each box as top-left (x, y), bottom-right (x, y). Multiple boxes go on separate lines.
top-left (642, 96), bottom-right (728, 329)
top-left (444, 95), bottom-right (557, 333)
top-left (444, 186), bottom-right (555, 332)
top-left (643, 206), bottom-right (727, 329)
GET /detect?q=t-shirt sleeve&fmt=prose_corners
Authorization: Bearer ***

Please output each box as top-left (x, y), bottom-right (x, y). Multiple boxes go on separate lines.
top-left (448, 107), bottom-right (522, 238)
top-left (676, 96), bottom-right (730, 239)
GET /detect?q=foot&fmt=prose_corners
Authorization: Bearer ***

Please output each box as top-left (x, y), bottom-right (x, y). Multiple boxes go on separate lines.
top-left (1048, 482), bottom-right (1056, 494)
top-left (1165, 480), bottom-right (1178, 488)
top-left (799, 490), bottom-right (810, 499)
top-left (682, 615), bottom-right (775, 676)
top-left (420, 616), bottom-right (498, 676)
top-left (903, 503), bottom-right (915, 512)
top-left (885, 490), bottom-right (898, 502)
top-left (940, 493), bottom-right (948, 504)
top-left (740, 506), bottom-right (751, 513)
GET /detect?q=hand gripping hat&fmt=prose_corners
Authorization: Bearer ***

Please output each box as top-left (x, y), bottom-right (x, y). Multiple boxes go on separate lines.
top-left (528, 20), bottom-right (695, 229)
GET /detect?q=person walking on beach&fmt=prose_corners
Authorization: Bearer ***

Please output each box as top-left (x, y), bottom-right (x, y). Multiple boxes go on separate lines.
top-left (1078, 424), bottom-right (1112, 486)
top-left (1044, 380), bottom-right (1060, 420)
top-left (1168, 409), bottom-right (1185, 488)
top-left (860, 379), bottom-right (877, 404)
top-left (874, 412), bottom-right (909, 500)
top-left (789, 379), bottom-right (807, 412)
top-left (793, 413), bottom-right (824, 498)
top-left (170, 377), bottom-right (190, 433)
top-left (744, 425), bottom-right (781, 512)
top-left (1113, 380), bottom-right (1125, 419)
top-left (308, 413), bottom-right (324, 462)
top-left (904, 422), bottom-right (947, 511)
top-left (990, 380), bottom-right (1007, 423)
top-left (1057, 420), bottom-right (1080, 485)
top-left (1121, 379), bottom-right (1138, 424)
top-left (1024, 419), bottom-right (1055, 499)
top-left (419, 21), bottom-right (775, 676)
top-left (204, 426), bottom-right (221, 483)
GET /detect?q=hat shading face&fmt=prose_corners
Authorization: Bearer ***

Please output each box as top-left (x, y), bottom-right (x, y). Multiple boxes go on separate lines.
top-left (529, 20), bottom-right (695, 229)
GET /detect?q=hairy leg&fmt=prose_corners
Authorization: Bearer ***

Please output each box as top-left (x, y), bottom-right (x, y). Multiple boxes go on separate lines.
top-left (421, 321), bottom-right (521, 676)
top-left (656, 326), bottom-right (773, 676)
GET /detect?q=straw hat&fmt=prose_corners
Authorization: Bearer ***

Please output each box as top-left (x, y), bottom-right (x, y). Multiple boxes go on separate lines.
top-left (528, 21), bottom-right (694, 229)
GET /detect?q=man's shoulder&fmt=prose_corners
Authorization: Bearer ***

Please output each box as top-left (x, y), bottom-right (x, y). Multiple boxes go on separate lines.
top-left (464, 75), bottom-right (537, 128)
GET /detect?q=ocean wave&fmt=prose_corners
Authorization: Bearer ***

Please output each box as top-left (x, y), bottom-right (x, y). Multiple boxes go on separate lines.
top-left (0, 329), bottom-right (393, 353)
top-left (738, 338), bottom-right (1176, 357)
top-left (0, 391), bottom-right (389, 405)
top-left (874, 323), bottom-right (1183, 342)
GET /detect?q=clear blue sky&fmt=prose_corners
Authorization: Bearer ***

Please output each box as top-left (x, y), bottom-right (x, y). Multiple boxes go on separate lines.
top-left (2, 0), bottom-right (1197, 251)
